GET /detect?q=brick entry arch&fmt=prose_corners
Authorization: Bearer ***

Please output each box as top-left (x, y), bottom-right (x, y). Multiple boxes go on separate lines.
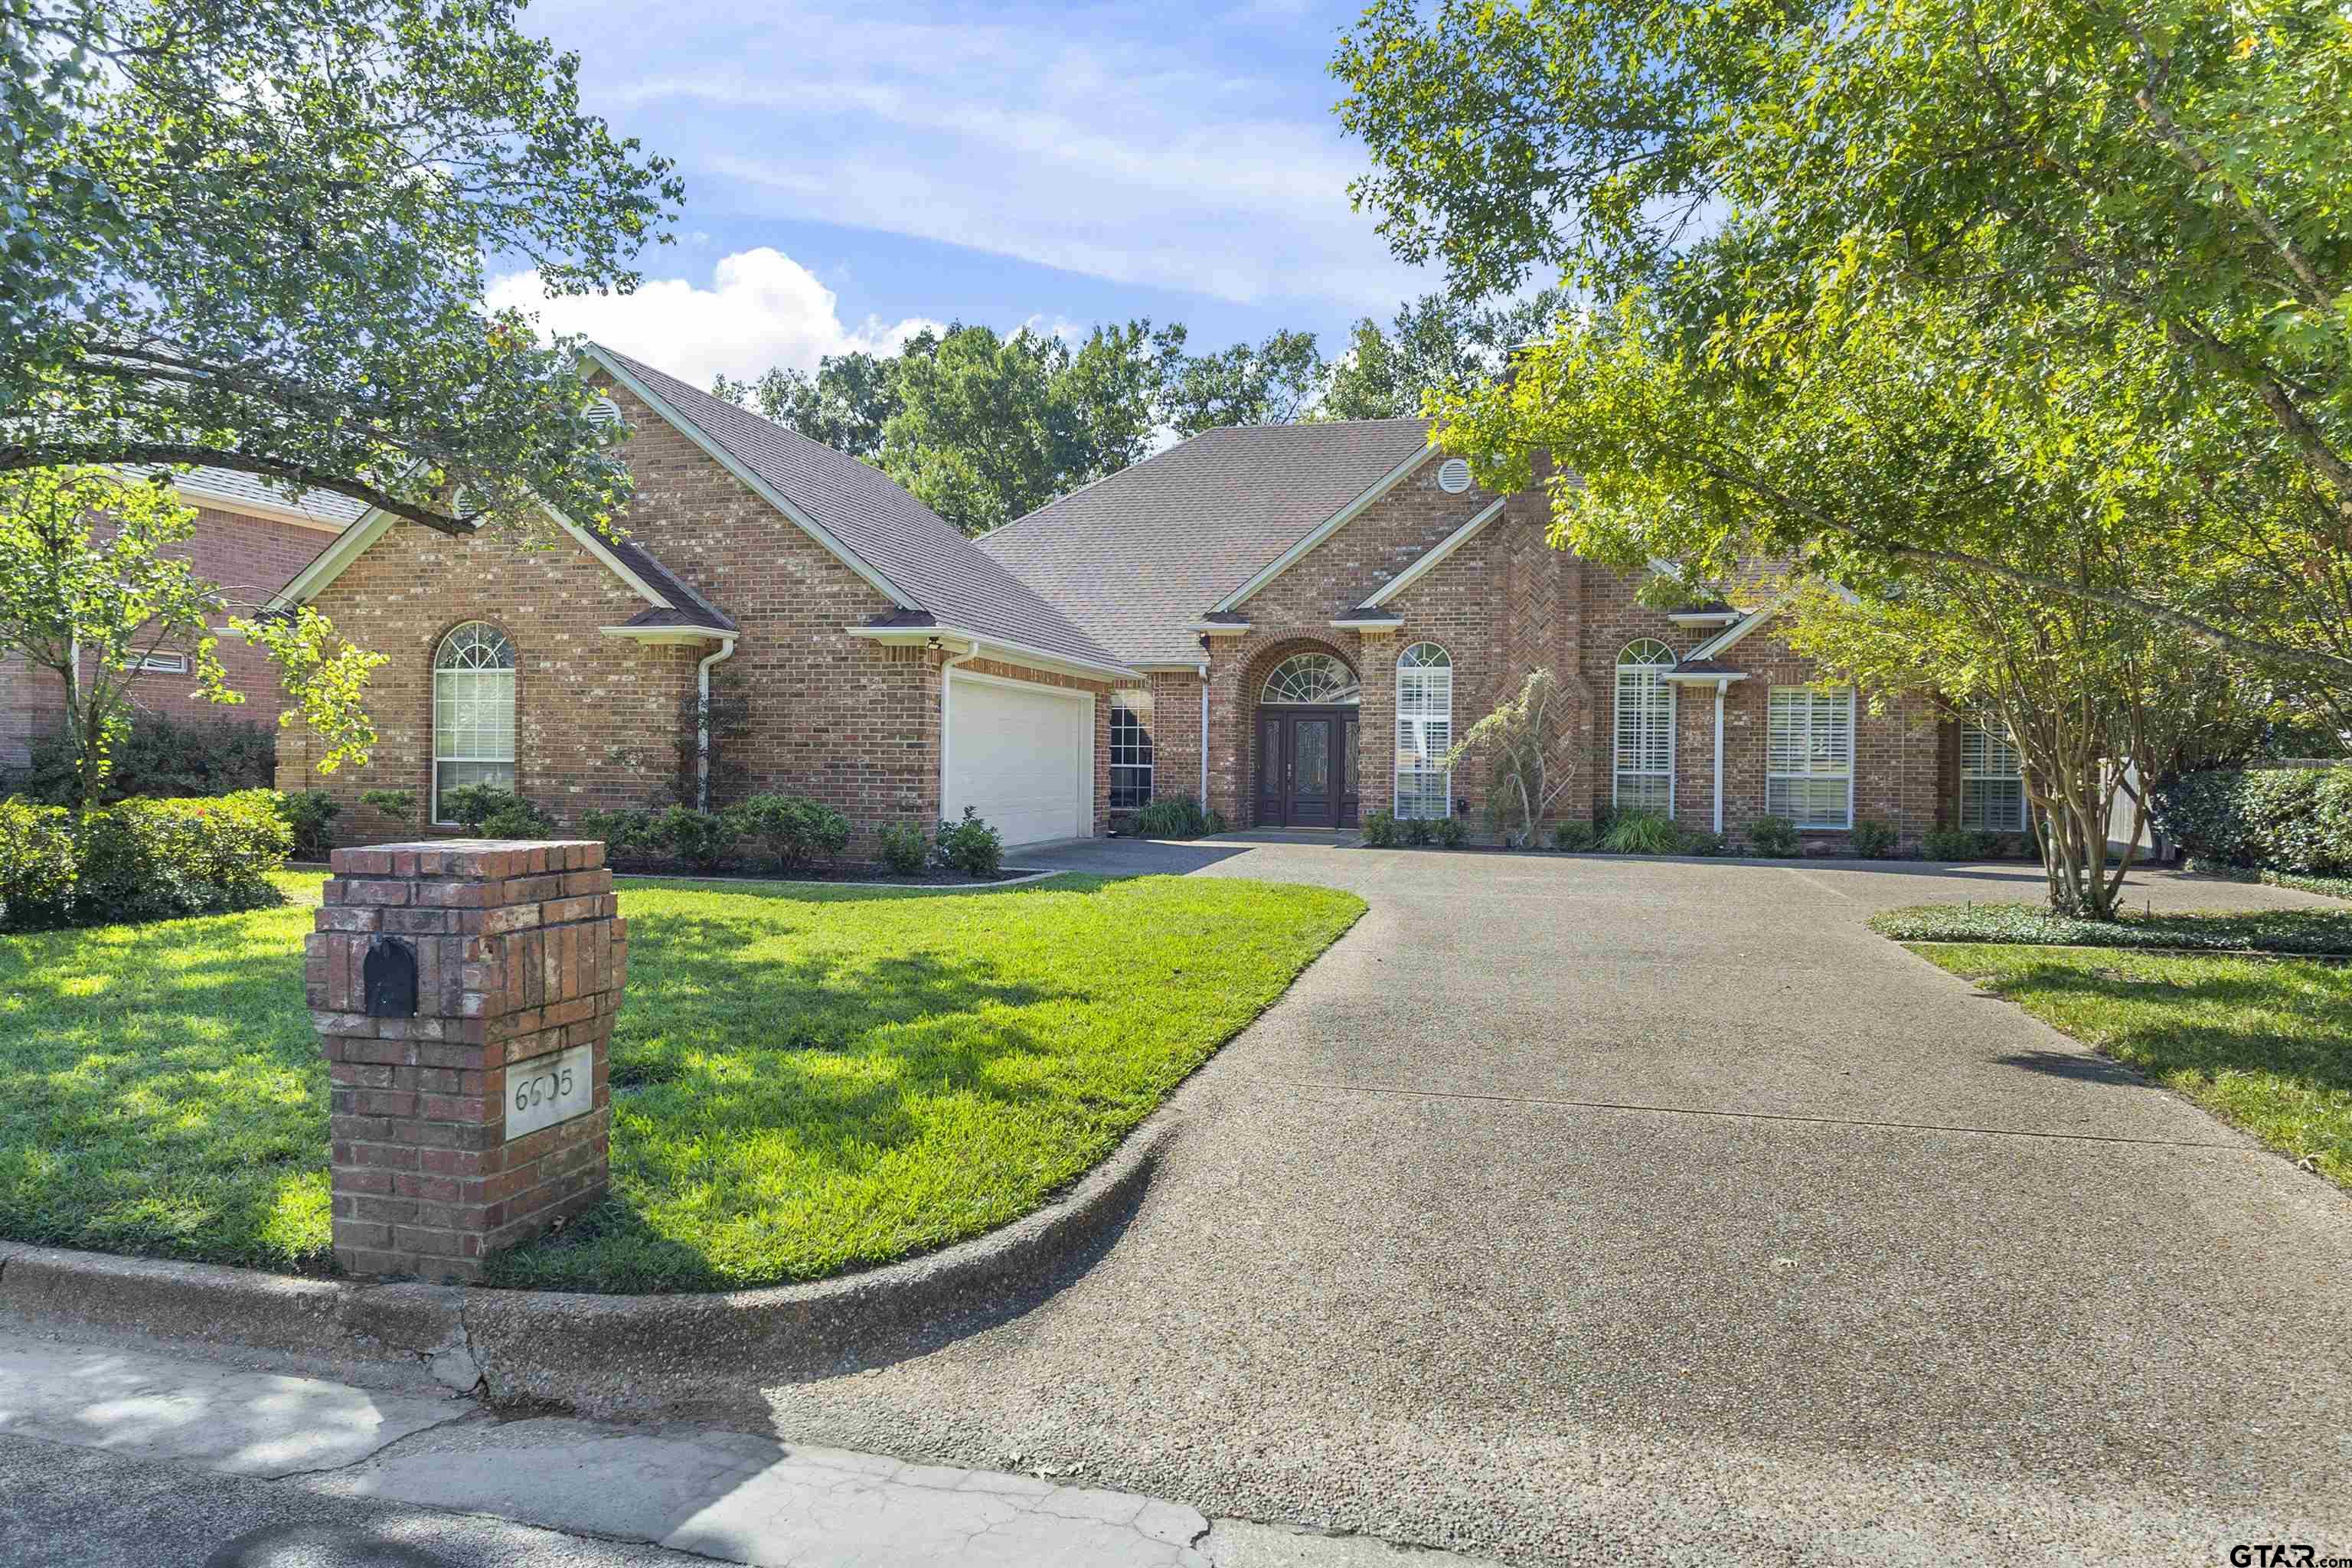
top-left (1246, 639), bottom-right (1362, 828)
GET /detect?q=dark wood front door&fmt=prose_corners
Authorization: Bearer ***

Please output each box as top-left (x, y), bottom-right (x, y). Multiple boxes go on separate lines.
top-left (1254, 707), bottom-right (1360, 828)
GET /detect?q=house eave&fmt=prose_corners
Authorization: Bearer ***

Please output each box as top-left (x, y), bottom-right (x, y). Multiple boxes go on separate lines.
top-left (1212, 442), bottom-right (1440, 612)
top-left (599, 626), bottom-right (730, 646)
top-left (845, 623), bottom-right (1137, 683)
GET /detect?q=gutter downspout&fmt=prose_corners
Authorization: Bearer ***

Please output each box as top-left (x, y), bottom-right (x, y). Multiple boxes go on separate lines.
top-left (1197, 659), bottom-right (1210, 804)
top-left (939, 637), bottom-right (984, 822)
top-left (695, 635), bottom-right (737, 812)
top-left (1712, 678), bottom-right (1729, 836)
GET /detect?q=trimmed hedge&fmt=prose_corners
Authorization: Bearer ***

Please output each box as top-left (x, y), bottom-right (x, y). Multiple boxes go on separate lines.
top-left (2151, 766), bottom-right (2352, 877)
top-left (2184, 858), bottom-right (2352, 903)
top-left (8, 715), bottom-right (276, 805)
top-left (0, 789), bottom-right (291, 931)
top-left (1869, 900), bottom-right (2352, 956)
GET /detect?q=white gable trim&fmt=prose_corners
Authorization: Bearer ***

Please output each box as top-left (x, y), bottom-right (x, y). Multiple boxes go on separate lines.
top-left (1363, 497), bottom-right (1507, 608)
top-left (585, 345), bottom-right (919, 612)
top-left (1686, 596), bottom-right (1787, 660)
top-left (272, 504), bottom-right (671, 616)
top-left (1211, 442), bottom-right (1439, 612)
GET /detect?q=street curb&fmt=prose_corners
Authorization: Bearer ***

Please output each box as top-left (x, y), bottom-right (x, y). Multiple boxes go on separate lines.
top-left (0, 1112), bottom-right (1180, 1419)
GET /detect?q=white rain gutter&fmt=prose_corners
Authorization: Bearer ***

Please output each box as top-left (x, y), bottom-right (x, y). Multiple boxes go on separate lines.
top-left (939, 637), bottom-right (985, 820)
top-left (694, 635), bottom-right (737, 810)
top-left (1197, 659), bottom-right (1210, 802)
top-left (1712, 679), bottom-right (1729, 835)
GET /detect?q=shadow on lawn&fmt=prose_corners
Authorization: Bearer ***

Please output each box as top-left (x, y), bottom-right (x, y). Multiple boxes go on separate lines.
top-left (489, 910), bottom-right (1096, 1292)
top-left (1979, 958), bottom-right (2352, 1106)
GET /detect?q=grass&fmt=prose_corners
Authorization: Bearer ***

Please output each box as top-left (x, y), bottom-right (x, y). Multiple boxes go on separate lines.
top-left (0, 871), bottom-right (1363, 1290)
top-left (1908, 944), bottom-right (2352, 1191)
top-left (1869, 900), bottom-right (2352, 955)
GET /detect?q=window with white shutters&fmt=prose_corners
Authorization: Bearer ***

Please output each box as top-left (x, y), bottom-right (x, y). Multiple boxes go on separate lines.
top-left (1960, 716), bottom-right (2027, 831)
top-left (433, 622), bottom-right (516, 822)
top-left (1109, 693), bottom-right (1154, 810)
top-left (1767, 686), bottom-right (1854, 828)
top-left (1394, 642), bottom-right (1453, 820)
top-left (1612, 639), bottom-right (1674, 813)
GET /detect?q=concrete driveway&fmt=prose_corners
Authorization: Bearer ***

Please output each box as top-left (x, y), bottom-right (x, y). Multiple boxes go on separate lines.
top-left (762, 841), bottom-right (2352, 1566)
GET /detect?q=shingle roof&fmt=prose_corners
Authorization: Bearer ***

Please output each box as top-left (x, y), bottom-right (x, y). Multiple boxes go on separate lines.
top-left (135, 466), bottom-right (368, 528)
top-left (594, 348), bottom-right (1128, 673)
top-left (975, 420), bottom-right (1435, 665)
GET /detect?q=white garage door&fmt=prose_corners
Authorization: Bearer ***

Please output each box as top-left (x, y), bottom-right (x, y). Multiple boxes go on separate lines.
top-left (946, 672), bottom-right (1092, 848)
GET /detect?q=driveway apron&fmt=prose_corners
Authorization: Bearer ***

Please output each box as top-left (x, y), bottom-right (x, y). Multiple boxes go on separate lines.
top-left (760, 844), bottom-right (2352, 1566)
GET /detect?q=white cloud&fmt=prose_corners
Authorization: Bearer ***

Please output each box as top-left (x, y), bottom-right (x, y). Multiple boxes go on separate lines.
top-left (485, 247), bottom-right (939, 387)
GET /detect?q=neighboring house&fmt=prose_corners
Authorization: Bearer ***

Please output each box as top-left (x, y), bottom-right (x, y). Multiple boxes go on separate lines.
top-left (978, 426), bottom-right (2016, 849)
top-left (0, 469), bottom-right (364, 773)
top-left (270, 346), bottom-right (1134, 849)
top-left (266, 344), bottom-right (2024, 852)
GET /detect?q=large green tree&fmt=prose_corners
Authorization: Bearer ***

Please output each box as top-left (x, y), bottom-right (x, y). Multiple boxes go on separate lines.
top-left (3, 0), bottom-right (682, 535)
top-left (1319, 289), bottom-right (1570, 422)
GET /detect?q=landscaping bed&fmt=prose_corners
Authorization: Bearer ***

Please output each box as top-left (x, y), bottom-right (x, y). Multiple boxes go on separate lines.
top-left (1869, 901), bottom-right (2352, 956)
top-left (1907, 943), bottom-right (2352, 1192)
top-left (0, 870), bottom-right (1364, 1290)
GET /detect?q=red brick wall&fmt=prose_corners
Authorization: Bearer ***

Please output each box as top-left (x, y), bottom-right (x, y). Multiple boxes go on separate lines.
top-left (280, 375), bottom-right (1109, 851)
top-left (1190, 453), bottom-right (1947, 848)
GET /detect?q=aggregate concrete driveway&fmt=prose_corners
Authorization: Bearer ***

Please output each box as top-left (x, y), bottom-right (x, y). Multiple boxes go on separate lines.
top-left (763, 842), bottom-right (2352, 1566)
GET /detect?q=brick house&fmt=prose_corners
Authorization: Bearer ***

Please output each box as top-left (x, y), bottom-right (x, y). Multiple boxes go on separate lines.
top-left (1, 469), bottom-right (363, 775)
top-left (979, 424), bottom-right (2014, 850)
top-left (268, 345), bottom-right (2024, 853)
top-left (272, 346), bottom-right (1134, 851)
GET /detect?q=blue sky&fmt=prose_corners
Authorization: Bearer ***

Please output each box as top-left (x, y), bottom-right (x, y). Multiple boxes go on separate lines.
top-left (488, 0), bottom-right (1436, 387)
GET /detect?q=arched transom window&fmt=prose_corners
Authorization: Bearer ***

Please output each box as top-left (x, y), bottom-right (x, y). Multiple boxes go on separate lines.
top-left (433, 622), bottom-right (516, 823)
top-left (1261, 651), bottom-right (1360, 706)
top-left (1613, 638), bottom-right (1675, 814)
top-left (1394, 642), bottom-right (1454, 821)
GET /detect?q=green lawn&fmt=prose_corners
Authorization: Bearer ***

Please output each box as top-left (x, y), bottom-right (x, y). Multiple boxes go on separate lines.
top-left (1909, 944), bottom-right (2352, 1191)
top-left (0, 871), bottom-right (1363, 1290)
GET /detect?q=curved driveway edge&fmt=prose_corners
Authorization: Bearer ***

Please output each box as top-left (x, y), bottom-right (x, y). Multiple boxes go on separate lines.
top-left (0, 1112), bottom-right (1180, 1417)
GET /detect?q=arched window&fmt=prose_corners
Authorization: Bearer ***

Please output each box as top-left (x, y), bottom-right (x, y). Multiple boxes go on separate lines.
top-left (1394, 642), bottom-right (1454, 821)
top-left (1613, 638), bottom-right (1675, 814)
top-left (1261, 651), bottom-right (1360, 705)
top-left (433, 622), bottom-right (516, 824)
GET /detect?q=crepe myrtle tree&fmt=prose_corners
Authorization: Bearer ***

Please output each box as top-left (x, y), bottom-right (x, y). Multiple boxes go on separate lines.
top-left (1444, 667), bottom-right (1583, 848)
top-left (2, 0), bottom-right (683, 538)
top-left (0, 467), bottom-right (384, 808)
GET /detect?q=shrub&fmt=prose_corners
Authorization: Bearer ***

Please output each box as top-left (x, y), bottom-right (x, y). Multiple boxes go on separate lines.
top-left (578, 807), bottom-right (659, 864)
top-left (1431, 815), bottom-right (1468, 848)
top-left (731, 793), bottom-right (851, 874)
top-left (480, 799), bottom-right (557, 838)
top-left (0, 801), bottom-right (77, 929)
top-left (359, 789), bottom-right (419, 832)
top-left (876, 822), bottom-right (929, 875)
top-left (1551, 819), bottom-right (1599, 852)
top-left (1681, 830), bottom-right (1730, 856)
top-left (76, 791), bottom-right (292, 926)
top-left (2151, 766), bottom-right (2352, 876)
top-left (1132, 795), bottom-right (1227, 839)
top-left (439, 784), bottom-right (540, 834)
top-left (1851, 819), bottom-right (1900, 858)
top-left (655, 805), bottom-right (742, 873)
top-left (935, 806), bottom-right (1004, 877)
top-left (1359, 809), bottom-right (1401, 847)
top-left (1746, 815), bottom-right (1801, 857)
top-left (274, 789), bottom-right (340, 858)
top-left (11, 714), bottom-right (275, 805)
top-left (1600, 810), bottom-right (1682, 854)
top-left (1401, 815), bottom-right (1436, 846)
top-left (1922, 825), bottom-right (2003, 861)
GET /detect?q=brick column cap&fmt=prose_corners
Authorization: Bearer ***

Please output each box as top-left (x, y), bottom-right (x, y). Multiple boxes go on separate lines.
top-left (330, 839), bottom-right (606, 879)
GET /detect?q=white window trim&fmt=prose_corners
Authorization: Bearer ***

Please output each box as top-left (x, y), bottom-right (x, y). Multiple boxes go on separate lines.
top-left (1393, 642), bottom-right (1453, 821)
top-left (1959, 716), bottom-right (2027, 833)
top-left (432, 624), bottom-right (518, 826)
top-left (136, 652), bottom-right (189, 674)
top-left (1767, 685), bottom-right (1857, 830)
top-left (1612, 645), bottom-right (1676, 815)
top-left (1109, 691), bottom-right (1154, 811)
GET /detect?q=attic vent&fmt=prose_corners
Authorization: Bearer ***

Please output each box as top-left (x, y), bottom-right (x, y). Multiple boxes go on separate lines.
top-left (585, 396), bottom-right (623, 426)
top-left (1436, 457), bottom-right (1472, 493)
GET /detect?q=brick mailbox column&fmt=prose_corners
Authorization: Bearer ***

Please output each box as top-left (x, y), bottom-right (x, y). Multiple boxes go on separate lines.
top-left (309, 839), bottom-right (626, 1283)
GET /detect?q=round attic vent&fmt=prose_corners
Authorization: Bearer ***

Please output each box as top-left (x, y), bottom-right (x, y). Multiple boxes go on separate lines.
top-left (1436, 457), bottom-right (1472, 493)
top-left (585, 395), bottom-right (623, 426)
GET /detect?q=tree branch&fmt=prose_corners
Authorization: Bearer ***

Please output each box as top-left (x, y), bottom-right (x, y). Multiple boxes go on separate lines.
top-left (0, 443), bottom-right (469, 535)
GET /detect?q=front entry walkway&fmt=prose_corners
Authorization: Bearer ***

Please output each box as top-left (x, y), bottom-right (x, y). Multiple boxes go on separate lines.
top-left (765, 843), bottom-right (2352, 1564)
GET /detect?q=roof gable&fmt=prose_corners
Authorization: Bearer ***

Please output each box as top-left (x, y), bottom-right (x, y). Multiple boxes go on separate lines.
top-left (975, 419), bottom-right (1437, 666)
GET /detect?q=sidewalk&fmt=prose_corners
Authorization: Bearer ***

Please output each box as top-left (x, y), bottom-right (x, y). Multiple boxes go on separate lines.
top-left (0, 1326), bottom-right (1495, 1568)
